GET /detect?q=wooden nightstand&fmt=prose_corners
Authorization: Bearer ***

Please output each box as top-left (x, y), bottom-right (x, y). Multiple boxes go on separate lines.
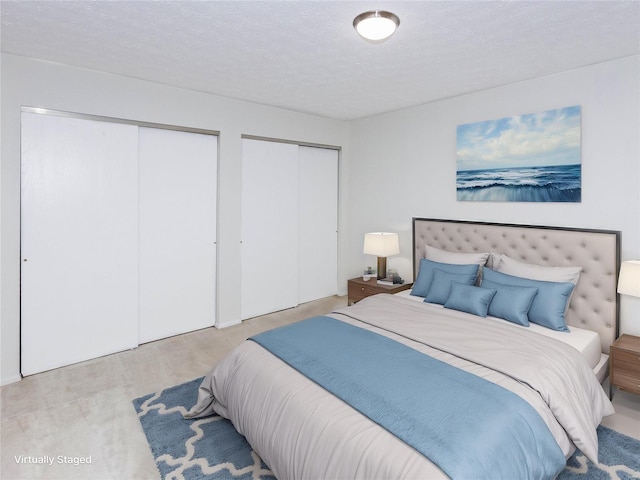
top-left (348, 277), bottom-right (413, 305)
top-left (609, 334), bottom-right (640, 399)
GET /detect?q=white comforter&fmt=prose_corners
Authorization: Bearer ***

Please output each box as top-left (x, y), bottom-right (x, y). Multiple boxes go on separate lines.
top-left (187, 294), bottom-right (614, 480)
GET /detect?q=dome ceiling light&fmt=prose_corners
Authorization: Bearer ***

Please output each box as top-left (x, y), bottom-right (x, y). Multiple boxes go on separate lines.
top-left (353, 10), bottom-right (400, 42)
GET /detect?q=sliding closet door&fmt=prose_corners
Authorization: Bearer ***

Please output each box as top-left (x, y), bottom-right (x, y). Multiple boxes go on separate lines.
top-left (138, 128), bottom-right (217, 343)
top-left (21, 112), bottom-right (139, 376)
top-left (298, 146), bottom-right (338, 303)
top-left (241, 139), bottom-right (299, 319)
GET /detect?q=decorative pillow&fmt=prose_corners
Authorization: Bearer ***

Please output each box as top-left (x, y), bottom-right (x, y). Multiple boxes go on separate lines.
top-left (444, 282), bottom-right (497, 317)
top-left (411, 259), bottom-right (480, 298)
top-left (425, 245), bottom-right (490, 266)
top-left (482, 269), bottom-right (574, 332)
top-left (480, 279), bottom-right (538, 326)
top-left (495, 254), bottom-right (582, 285)
top-left (425, 269), bottom-right (478, 305)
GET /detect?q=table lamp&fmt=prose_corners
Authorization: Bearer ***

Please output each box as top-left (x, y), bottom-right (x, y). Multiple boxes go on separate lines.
top-left (363, 232), bottom-right (400, 280)
top-left (618, 260), bottom-right (640, 298)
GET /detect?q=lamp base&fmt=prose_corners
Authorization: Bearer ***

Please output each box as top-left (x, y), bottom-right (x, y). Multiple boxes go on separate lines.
top-left (377, 256), bottom-right (387, 280)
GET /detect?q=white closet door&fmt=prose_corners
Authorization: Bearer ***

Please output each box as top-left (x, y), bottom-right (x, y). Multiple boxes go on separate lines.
top-left (21, 113), bottom-right (139, 376)
top-left (298, 146), bottom-right (338, 303)
top-left (138, 128), bottom-right (217, 343)
top-left (241, 139), bottom-right (299, 320)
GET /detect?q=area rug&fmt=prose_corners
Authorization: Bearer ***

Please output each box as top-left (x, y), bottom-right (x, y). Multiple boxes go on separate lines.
top-left (133, 377), bottom-right (274, 480)
top-left (134, 377), bottom-right (640, 480)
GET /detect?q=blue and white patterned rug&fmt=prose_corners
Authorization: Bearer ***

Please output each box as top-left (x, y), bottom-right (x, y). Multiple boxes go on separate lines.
top-left (133, 377), bottom-right (274, 480)
top-left (133, 377), bottom-right (640, 480)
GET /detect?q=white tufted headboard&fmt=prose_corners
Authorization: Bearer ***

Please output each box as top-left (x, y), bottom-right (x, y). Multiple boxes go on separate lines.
top-left (413, 218), bottom-right (621, 353)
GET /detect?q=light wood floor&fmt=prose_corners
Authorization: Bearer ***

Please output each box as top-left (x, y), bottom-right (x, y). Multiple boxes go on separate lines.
top-left (2, 295), bottom-right (638, 480)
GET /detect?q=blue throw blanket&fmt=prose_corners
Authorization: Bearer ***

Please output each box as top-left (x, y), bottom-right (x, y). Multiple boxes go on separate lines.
top-left (250, 316), bottom-right (566, 480)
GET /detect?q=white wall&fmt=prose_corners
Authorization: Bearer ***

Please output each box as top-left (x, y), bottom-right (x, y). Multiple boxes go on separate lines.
top-left (347, 56), bottom-right (640, 336)
top-left (3, 53), bottom-right (638, 385)
top-left (0, 54), bottom-right (349, 385)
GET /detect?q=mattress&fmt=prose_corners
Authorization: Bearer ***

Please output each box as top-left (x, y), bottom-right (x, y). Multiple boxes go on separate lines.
top-left (395, 289), bottom-right (603, 370)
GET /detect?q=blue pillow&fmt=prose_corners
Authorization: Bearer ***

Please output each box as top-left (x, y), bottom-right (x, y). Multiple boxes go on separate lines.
top-left (480, 279), bottom-right (538, 326)
top-left (482, 269), bottom-right (574, 332)
top-left (411, 259), bottom-right (479, 298)
top-left (444, 282), bottom-right (497, 317)
top-left (425, 269), bottom-right (478, 305)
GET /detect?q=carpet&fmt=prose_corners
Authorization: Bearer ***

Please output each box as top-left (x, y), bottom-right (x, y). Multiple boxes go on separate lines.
top-left (134, 377), bottom-right (640, 480)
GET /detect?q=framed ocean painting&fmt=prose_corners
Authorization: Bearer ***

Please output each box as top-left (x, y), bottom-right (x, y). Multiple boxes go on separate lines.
top-left (456, 105), bottom-right (581, 202)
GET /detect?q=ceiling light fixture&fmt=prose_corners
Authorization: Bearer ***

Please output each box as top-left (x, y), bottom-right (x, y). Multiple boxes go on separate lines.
top-left (353, 10), bottom-right (400, 42)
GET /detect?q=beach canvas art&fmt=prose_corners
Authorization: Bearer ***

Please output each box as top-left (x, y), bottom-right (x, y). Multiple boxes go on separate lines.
top-left (456, 106), bottom-right (581, 202)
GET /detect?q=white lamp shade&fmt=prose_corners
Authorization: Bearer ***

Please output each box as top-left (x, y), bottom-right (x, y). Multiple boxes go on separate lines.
top-left (363, 232), bottom-right (400, 257)
top-left (618, 260), bottom-right (640, 297)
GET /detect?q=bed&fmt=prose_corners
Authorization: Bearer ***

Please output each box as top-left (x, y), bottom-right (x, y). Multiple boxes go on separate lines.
top-left (187, 218), bottom-right (621, 480)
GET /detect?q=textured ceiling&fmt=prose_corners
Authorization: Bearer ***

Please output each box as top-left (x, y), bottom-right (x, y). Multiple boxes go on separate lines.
top-left (1, 1), bottom-right (639, 120)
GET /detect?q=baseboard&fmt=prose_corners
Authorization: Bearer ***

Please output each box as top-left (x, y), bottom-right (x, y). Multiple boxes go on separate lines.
top-left (1, 374), bottom-right (22, 386)
top-left (216, 319), bottom-right (241, 329)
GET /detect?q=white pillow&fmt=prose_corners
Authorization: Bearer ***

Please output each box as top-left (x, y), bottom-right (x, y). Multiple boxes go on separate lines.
top-left (425, 244), bottom-right (489, 266)
top-left (495, 254), bottom-right (582, 285)
top-left (488, 252), bottom-right (501, 269)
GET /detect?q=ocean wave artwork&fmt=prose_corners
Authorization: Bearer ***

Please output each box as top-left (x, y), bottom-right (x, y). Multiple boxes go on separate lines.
top-left (456, 106), bottom-right (581, 202)
top-left (457, 164), bottom-right (581, 202)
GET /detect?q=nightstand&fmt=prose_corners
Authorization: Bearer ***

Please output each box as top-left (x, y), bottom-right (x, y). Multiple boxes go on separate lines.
top-left (347, 277), bottom-right (413, 305)
top-left (609, 334), bottom-right (640, 399)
